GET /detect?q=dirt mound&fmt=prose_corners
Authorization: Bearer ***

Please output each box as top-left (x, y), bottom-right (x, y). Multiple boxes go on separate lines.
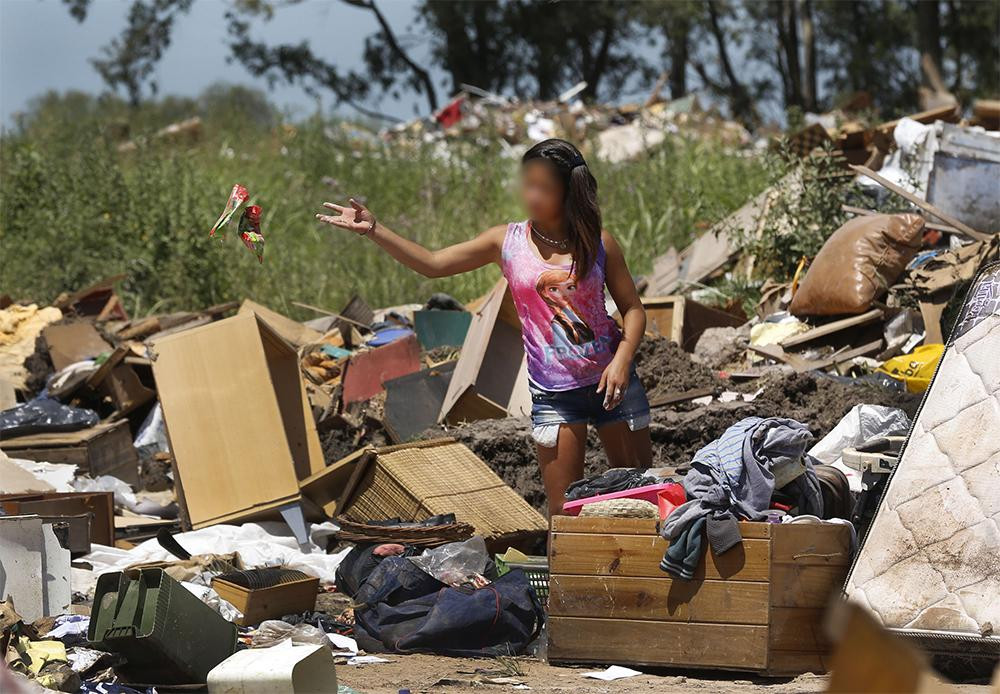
top-left (633, 336), bottom-right (721, 399)
top-left (444, 368), bottom-right (921, 514)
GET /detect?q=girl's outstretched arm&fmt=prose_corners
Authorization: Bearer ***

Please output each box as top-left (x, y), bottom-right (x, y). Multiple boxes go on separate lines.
top-left (317, 198), bottom-right (505, 278)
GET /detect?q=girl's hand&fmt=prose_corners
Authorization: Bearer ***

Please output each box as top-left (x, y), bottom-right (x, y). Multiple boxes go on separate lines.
top-left (597, 356), bottom-right (630, 410)
top-left (316, 198), bottom-right (375, 235)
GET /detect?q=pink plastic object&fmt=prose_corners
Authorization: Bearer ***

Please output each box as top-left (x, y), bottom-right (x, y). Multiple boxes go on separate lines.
top-left (562, 482), bottom-right (685, 516)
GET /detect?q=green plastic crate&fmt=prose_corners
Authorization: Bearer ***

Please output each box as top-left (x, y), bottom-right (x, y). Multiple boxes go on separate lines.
top-left (496, 549), bottom-right (549, 608)
top-left (88, 568), bottom-right (238, 684)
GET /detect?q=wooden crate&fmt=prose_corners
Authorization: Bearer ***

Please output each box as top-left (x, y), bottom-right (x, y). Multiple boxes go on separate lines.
top-left (547, 516), bottom-right (851, 676)
top-left (0, 421), bottom-right (139, 485)
top-left (639, 296), bottom-right (745, 351)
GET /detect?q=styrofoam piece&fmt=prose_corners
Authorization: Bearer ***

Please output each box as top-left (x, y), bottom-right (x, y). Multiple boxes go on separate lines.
top-left (0, 515), bottom-right (71, 622)
top-left (207, 643), bottom-right (337, 693)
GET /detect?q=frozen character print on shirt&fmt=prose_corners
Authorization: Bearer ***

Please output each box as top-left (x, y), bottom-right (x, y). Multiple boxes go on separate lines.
top-left (536, 269), bottom-right (596, 348)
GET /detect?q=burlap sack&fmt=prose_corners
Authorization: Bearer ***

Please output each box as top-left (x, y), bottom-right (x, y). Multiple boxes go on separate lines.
top-left (790, 214), bottom-right (924, 316)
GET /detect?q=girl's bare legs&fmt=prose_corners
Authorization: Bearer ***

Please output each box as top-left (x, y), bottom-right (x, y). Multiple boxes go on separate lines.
top-left (537, 423), bottom-right (588, 517)
top-left (598, 421), bottom-right (653, 468)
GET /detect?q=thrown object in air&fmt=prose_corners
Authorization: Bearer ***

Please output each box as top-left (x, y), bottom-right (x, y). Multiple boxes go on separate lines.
top-left (209, 184), bottom-right (265, 263)
top-left (207, 643), bottom-right (337, 694)
top-left (238, 204), bottom-right (265, 263)
top-left (209, 184), bottom-right (249, 239)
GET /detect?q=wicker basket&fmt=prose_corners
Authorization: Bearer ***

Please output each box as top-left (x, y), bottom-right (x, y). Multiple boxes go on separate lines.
top-left (342, 439), bottom-right (547, 542)
top-left (334, 516), bottom-right (474, 548)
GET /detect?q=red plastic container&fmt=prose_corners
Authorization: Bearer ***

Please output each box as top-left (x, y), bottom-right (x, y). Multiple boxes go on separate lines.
top-left (562, 482), bottom-right (686, 516)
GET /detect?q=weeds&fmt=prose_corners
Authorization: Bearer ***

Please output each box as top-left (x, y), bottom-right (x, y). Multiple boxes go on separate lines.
top-left (1, 87), bottom-right (767, 317)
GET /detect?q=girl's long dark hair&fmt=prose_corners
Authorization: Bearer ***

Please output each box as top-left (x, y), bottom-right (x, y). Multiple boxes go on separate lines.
top-left (522, 138), bottom-right (602, 279)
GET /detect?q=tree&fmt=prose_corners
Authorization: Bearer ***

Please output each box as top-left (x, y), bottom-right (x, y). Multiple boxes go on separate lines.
top-left (71, 0), bottom-right (194, 107)
top-left (365, 1), bottom-right (651, 104)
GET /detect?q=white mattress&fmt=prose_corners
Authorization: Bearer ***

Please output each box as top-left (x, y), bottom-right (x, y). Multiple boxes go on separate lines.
top-left (845, 261), bottom-right (1000, 642)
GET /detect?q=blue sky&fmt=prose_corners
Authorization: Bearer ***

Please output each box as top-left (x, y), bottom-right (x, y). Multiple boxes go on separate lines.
top-left (0, 0), bottom-right (430, 124)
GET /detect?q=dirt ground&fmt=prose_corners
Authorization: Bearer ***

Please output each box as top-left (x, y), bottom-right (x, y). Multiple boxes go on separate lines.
top-left (336, 653), bottom-right (992, 694)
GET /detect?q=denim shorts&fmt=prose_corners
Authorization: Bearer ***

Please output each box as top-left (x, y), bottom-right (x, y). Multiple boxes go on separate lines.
top-left (528, 369), bottom-right (651, 447)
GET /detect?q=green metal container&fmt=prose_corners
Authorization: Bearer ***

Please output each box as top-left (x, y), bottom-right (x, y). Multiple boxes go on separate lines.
top-left (88, 568), bottom-right (238, 684)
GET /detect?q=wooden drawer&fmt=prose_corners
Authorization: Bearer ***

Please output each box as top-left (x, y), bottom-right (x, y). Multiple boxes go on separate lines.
top-left (547, 516), bottom-right (851, 676)
top-left (0, 421), bottom-right (139, 485)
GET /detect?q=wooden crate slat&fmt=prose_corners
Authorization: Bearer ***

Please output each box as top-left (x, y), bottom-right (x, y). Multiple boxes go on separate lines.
top-left (550, 532), bottom-right (770, 581)
top-left (765, 650), bottom-right (833, 676)
top-left (550, 515), bottom-right (772, 539)
top-left (769, 565), bottom-right (848, 608)
top-left (549, 575), bottom-right (769, 625)
top-left (768, 607), bottom-right (830, 652)
top-left (770, 524), bottom-right (853, 566)
top-left (548, 616), bottom-right (769, 671)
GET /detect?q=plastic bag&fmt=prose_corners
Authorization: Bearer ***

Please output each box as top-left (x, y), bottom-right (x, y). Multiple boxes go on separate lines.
top-left (134, 403), bottom-right (169, 460)
top-left (0, 397), bottom-right (98, 437)
top-left (877, 344), bottom-right (944, 393)
top-left (252, 620), bottom-right (329, 649)
top-left (408, 536), bottom-right (489, 588)
top-left (808, 404), bottom-right (911, 493)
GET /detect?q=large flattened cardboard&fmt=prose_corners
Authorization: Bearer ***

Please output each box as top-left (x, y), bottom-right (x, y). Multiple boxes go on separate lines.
top-left (438, 279), bottom-right (531, 424)
top-left (150, 312), bottom-right (324, 528)
top-left (845, 261), bottom-right (1000, 649)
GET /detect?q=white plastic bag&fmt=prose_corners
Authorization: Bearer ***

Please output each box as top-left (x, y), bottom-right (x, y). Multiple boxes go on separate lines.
top-left (808, 405), bottom-right (910, 492)
top-left (408, 536), bottom-right (489, 587)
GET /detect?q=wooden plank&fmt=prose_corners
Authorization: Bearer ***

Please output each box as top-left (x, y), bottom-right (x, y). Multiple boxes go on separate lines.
top-left (547, 617), bottom-right (769, 670)
top-left (549, 575), bottom-right (769, 625)
top-left (549, 532), bottom-right (770, 581)
top-left (779, 309), bottom-right (883, 348)
top-left (551, 516), bottom-right (658, 535)
top-left (770, 523), bottom-right (852, 566)
top-left (550, 516), bottom-right (772, 539)
top-left (769, 564), bottom-right (849, 608)
top-left (649, 387), bottom-right (715, 409)
top-left (851, 165), bottom-right (990, 241)
top-left (769, 607), bottom-right (829, 652)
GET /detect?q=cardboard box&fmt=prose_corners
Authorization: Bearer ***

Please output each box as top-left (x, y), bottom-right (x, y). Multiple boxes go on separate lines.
top-left (413, 310), bottom-right (472, 350)
top-left (238, 300), bottom-right (322, 348)
top-left (42, 322), bottom-right (112, 371)
top-left (438, 279), bottom-right (531, 424)
top-left (150, 312), bottom-right (324, 528)
top-left (341, 334), bottom-right (422, 404)
top-left (383, 361), bottom-right (456, 443)
top-left (341, 438), bottom-right (547, 544)
top-left (0, 421), bottom-right (139, 485)
top-left (547, 516), bottom-right (852, 675)
top-left (639, 295), bottom-right (745, 351)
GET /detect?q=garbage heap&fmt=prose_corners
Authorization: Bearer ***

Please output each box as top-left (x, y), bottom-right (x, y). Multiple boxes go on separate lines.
top-left (1, 97), bottom-right (999, 691)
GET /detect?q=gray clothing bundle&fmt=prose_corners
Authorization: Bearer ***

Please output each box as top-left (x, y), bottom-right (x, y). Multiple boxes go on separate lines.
top-left (660, 416), bottom-right (824, 579)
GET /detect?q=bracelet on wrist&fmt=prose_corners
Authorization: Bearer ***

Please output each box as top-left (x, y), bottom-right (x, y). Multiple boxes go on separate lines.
top-left (362, 217), bottom-right (377, 237)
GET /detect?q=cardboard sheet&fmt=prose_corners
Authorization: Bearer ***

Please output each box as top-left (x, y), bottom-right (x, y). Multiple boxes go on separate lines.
top-left (151, 312), bottom-right (324, 528)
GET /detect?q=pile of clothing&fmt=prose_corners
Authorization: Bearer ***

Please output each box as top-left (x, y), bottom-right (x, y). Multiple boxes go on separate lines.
top-left (660, 416), bottom-right (840, 580)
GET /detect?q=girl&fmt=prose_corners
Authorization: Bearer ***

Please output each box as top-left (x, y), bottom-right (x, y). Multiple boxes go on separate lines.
top-left (317, 138), bottom-right (652, 516)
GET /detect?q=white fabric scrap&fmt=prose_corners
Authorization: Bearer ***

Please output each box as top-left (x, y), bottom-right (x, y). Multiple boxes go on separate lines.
top-left (347, 655), bottom-right (391, 665)
top-left (582, 665), bottom-right (643, 681)
top-left (80, 521), bottom-right (350, 588)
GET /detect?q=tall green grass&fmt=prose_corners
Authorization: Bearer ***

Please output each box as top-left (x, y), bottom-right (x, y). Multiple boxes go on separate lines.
top-left (1, 88), bottom-right (767, 319)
